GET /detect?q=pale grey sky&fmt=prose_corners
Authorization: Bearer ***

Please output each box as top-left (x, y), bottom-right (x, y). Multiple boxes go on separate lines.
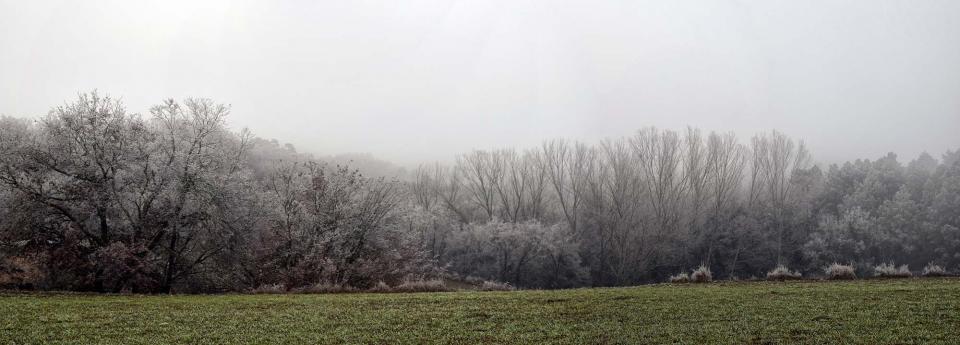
top-left (2, 0), bottom-right (959, 166)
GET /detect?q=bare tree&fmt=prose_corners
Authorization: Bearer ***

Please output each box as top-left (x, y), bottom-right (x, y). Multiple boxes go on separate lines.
top-left (751, 130), bottom-right (811, 264)
top-left (411, 164), bottom-right (439, 211)
top-left (459, 151), bottom-right (498, 221)
top-left (149, 98), bottom-right (249, 292)
top-left (703, 131), bottom-right (747, 267)
top-left (682, 127), bottom-right (711, 255)
top-left (599, 138), bottom-right (644, 284)
top-left (631, 128), bottom-right (687, 240)
top-left (707, 132), bottom-right (746, 216)
top-left (434, 164), bottom-right (469, 224)
top-left (521, 149), bottom-right (548, 221)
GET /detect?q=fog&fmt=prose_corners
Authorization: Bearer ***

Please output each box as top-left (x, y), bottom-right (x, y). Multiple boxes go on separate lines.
top-left (2, 0), bottom-right (959, 166)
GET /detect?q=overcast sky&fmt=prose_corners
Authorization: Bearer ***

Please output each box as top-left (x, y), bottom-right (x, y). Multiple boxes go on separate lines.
top-left (2, 0), bottom-right (959, 166)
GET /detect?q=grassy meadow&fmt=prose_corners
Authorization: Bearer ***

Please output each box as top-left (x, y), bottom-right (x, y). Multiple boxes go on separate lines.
top-left (1, 278), bottom-right (959, 344)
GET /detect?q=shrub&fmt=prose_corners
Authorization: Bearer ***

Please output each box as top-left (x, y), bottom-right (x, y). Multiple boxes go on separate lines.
top-left (874, 263), bottom-right (912, 278)
top-left (824, 263), bottom-right (856, 280)
top-left (367, 281), bottom-right (392, 293)
top-left (922, 263), bottom-right (949, 277)
top-left (292, 282), bottom-right (357, 294)
top-left (668, 272), bottom-right (689, 284)
top-left (394, 279), bottom-right (452, 293)
top-left (464, 276), bottom-right (485, 285)
top-left (895, 264), bottom-right (913, 277)
top-left (690, 265), bottom-right (712, 283)
top-left (766, 264), bottom-right (802, 281)
top-left (0, 256), bottom-right (46, 289)
top-left (479, 280), bottom-right (515, 291)
top-left (251, 283), bottom-right (286, 294)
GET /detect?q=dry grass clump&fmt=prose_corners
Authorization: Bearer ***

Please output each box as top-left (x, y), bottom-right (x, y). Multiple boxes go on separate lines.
top-left (479, 280), bottom-right (515, 291)
top-left (394, 279), bottom-right (453, 293)
top-left (824, 263), bottom-right (857, 280)
top-left (874, 263), bottom-right (912, 278)
top-left (690, 264), bottom-right (712, 283)
top-left (766, 264), bottom-right (802, 281)
top-left (922, 263), bottom-right (949, 277)
top-left (668, 272), bottom-right (690, 283)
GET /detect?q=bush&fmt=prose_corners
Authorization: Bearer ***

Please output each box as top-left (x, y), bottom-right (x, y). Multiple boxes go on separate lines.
top-left (766, 264), bottom-right (802, 281)
top-left (251, 283), bottom-right (286, 294)
top-left (0, 256), bottom-right (45, 289)
top-left (464, 276), bottom-right (485, 285)
top-left (479, 280), bottom-right (515, 291)
top-left (874, 263), bottom-right (912, 278)
top-left (824, 263), bottom-right (856, 280)
top-left (394, 279), bottom-right (452, 293)
top-left (922, 263), bottom-right (949, 277)
top-left (690, 265), bottom-right (712, 283)
top-left (292, 282), bottom-right (357, 294)
top-left (367, 281), bottom-right (392, 293)
top-left (668, 272), bottom-right (689, 284)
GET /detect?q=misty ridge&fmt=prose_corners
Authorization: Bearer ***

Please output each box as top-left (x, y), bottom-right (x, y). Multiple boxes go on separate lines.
top-left (0, 90), bottom-right (958, 293)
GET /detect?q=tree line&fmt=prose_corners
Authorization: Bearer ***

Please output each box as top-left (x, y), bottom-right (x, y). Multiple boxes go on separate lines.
top-left (1, 92), bottom-right (958, 292)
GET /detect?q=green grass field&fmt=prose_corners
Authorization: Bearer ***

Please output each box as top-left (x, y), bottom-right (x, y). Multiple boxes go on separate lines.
top-left (2, 278), bottom-right (959, 344)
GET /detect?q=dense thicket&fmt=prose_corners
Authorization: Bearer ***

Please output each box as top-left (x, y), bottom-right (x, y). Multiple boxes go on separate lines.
top-left (1, 93), bottom-right (958, 292)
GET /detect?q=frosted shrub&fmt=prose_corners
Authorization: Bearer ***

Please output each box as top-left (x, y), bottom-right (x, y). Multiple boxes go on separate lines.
top-left (251, 283), bottom-right (286, 294)
top-left (293, 282), bottom-right (357, 294)
top-left (922, 263), bottom-right (949, 277)
top-left (394, 279), bottom-right (452, 293)
top-left (766, 264), bottom-right (802, 281)
top-left (464, 276), bottom-right (485, 285)
top-left (367, 281), bottom-right (392, 293)
top-left (874, 263), bottom-right (912, 278)
top-left (824, 263), bottom-right (857, 280)
top-left (896, 264), bottom-right (913, 277)
top-left (480, 280), bottom-right (515, 291)
top-left (690, 265), bottom-right (712, 283)
top-left (668, 272), bottom-right (690, 283)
